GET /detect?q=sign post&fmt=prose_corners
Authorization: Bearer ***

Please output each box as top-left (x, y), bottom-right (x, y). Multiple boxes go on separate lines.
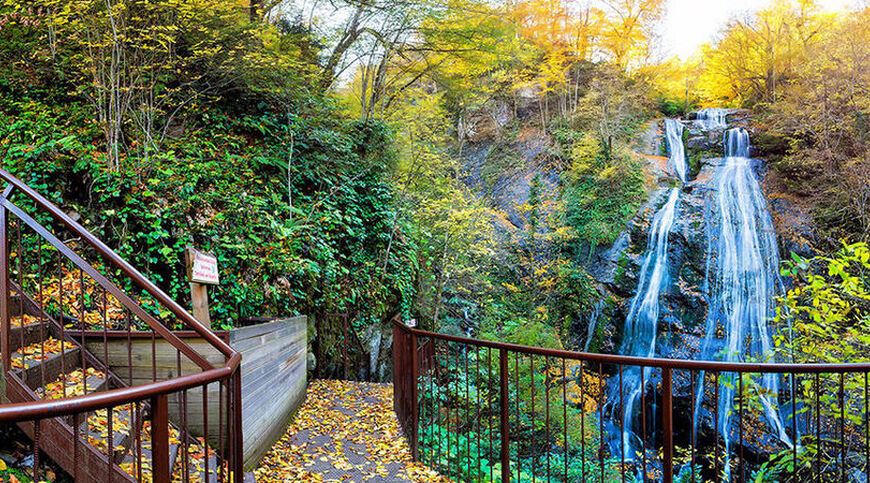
top-left (185, 247), bottom-right (220, 326)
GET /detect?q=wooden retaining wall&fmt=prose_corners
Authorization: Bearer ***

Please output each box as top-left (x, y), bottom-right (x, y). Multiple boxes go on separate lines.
top-left (85, 316), bottom-right (307, 469)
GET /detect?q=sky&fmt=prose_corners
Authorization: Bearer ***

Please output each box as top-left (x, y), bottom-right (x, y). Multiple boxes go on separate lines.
top-left (661, 0), bottom-right (858, 60)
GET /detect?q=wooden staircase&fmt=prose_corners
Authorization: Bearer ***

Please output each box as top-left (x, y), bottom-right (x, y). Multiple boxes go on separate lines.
top-left (3, 288), bottom-right (222, 481)
top-left (0, 168), bottom-right (244, 482)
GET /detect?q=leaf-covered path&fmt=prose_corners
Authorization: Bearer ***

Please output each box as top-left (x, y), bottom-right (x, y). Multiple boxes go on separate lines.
top-left (254, 380), bottom-right (449, 482)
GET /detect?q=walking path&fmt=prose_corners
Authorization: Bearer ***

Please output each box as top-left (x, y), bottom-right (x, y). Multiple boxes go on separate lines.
top-left (254, 380), bottom-right (449, 482)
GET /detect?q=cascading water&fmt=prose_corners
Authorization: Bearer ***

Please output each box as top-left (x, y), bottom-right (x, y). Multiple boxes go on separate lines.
top-left (694, 127), bottom-right (792, 479)
top-left (611, 188), bottom-right (681, 460)
top-left (665, 119), bottom-right (688, 183)
top-left (583, 300), bottom-right (605, 352)
top-left (608, 118), bottom-right (687, 464)
top-left (696, 108), bottom-right (729, 130)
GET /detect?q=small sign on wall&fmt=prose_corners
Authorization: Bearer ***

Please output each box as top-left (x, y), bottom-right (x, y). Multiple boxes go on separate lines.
top-left (185, 247), bottom-right (219, 325)
top-left (188, 249), bottom-right (220, 285)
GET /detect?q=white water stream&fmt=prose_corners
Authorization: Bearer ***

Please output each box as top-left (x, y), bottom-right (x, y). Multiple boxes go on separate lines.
top-left (694, 127), bottom-right (792, 479)
top-left (609, 116), bottom-right (791, 478)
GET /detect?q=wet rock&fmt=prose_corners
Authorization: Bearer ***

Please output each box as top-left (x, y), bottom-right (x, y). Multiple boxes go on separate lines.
top-left (687, 136), bottom-right (712, 152)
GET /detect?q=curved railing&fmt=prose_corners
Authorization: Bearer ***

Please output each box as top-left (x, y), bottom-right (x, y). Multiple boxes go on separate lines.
top-left (394, 321), bottom-right (870, 483)
top-left (0, 169), bottom-right (243, 482)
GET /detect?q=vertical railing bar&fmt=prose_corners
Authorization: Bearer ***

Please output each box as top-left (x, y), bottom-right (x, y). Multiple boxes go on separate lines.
top-left (642, 365), bottom-right (647, 483)
top-left (79, 266), bottom-right (86, 376)
top-left (33, 419), bottom-right (40, 482)
top-left (184, 387), bottom-right (191, 483)
top-left (531, 354), bottom-right (536, 482)
top-left (436, 339), bottom-right (442, 472)
top-left (792, 372), bottom-right (797, 482)
top-left (714, 372), bottom-right (720, 483)
top-left (0, 204), bottom-right (9, 374)
top-left (58, 252), bottom-right (66, 398)
top-left (446, 340), bottom-right (452, 477)
top-left (151, 327), bottom-right (157, 383)
top-left (218, 381), bottom-right (225, 483)
top-left (411, 331), bottom-right (419, 461)
top-left (227, 376), bottom-right (235, 480)
top-left (738, 372), bottom-right (744, 483)
top-left (865, 371), bottom-right (869, 483)
top-left (516, 351), bottom-right (521, 483)
top-left (500, 348), bottom-right (510, 483)
top-left (465, 341), bottom-right (470, 479)
top-left (102, 286), bottom-right (108, 380)
top-left (619, 364), bottom-right (625, 483)
top-left (343, 314), bottom-right (349, 380)
top-left (108, 404), bottom-right (114, 479)
top-left (663, 367), bottom-right (673, 483)
top-left (815, 373), bottom-right (821, 481)
top-left (840, 372), bottom-right (845, 483)
top-left (599, 362), bottom-right (604, 483)
top-left (126, 308), bottom-right (132, 386)
top-left (487, 346), bottom-right (493, 481)
top-left (38, 239), bottom-right (46, 390)
top-left (477, 346), bottom-right (482, 476)
top-left (545, 356), bottom-right (550, 483)
top-left (135, 400), bottom-right (142, 483)
top-left (73, 412), bottom-right (80, 481)
top-left (181, 351), bottom-right (192, 482)
top-left (17, 221), bottom-right (24, 372)
top-left (563, 357), bottom-right (567, 483)
top-left (232, 370), bottom-right (244, 480)
top-left (151, 394), bottom-right (170, 482)
top-left (580, 359), bottom-right (586, 483)
top-left (690, 370), bottom-right (695, 483)
top-left (433, 339), bottom-right (438, 469)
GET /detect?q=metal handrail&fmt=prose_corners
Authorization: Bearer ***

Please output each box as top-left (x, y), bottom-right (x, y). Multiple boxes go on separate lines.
top-left (397, 323), bottom-right (870, 373)
top-left (0, 353), bottom-right (240, 422)
top-left (393, 321), bottom-right (870, 483)
top-left (0, 168), bottom-right (236, 360)
top-left (0, 168), bottom-right (244, 481)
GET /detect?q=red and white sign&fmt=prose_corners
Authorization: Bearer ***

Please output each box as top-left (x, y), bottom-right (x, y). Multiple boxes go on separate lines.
top-left (189, 250), bottom-right (220, 285)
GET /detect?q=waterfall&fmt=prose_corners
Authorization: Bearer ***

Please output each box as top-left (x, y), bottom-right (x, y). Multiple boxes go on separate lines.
top-left (665, 119), bottom-right (688, 183)
top-left (613, 187), bottom-right (681, 461)
top-left (696, 127), bottom-right (792, 479)
top-left (696, 108), bottom-right (729, 130)
top-left (583, 300), bottom-right (605, 352)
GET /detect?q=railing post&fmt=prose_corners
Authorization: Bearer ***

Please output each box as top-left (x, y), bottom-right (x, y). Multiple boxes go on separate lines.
top-left (410, 331), bottom-right (419, 460)
top-left (343, 314), bottom-right (349, 380)
top-left (151, 394), bottom-right (171, 482)
top-left (663, 367), bottom-right (674, 483)
top-left (0, 204), bottom-right (9, 375)
top-left (232, 369), bottom-right (245, 478)
top-left (392, 323), bottom-right (401, 417)
top-left (499, 348), bottom-right (510, 483)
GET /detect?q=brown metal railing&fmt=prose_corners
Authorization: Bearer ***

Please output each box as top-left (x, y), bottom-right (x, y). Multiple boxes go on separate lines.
top-left (0, 168), bottom-right (243, 482)
top-left (394, 321), bottom-right (870, 483)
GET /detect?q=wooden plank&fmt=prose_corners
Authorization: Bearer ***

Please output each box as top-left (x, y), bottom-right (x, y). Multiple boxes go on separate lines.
top-left (93, 317), bottom-right (308, 469)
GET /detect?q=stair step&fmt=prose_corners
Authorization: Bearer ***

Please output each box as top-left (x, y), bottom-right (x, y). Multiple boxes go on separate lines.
top-left (36, 367), bottom-right (108, 400)
top-left (120, 420), bottom-right (183, 482)
top-left (7, 336), bottom-right (64, 369)
top-left (80, 404), bottom-right (138, 463)
top-left (10, 338), bottom-right (81, 385)
top-left (5, 315), bottom-right (50, 353)
top-left (173, 440), bottom-right (224, 482)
